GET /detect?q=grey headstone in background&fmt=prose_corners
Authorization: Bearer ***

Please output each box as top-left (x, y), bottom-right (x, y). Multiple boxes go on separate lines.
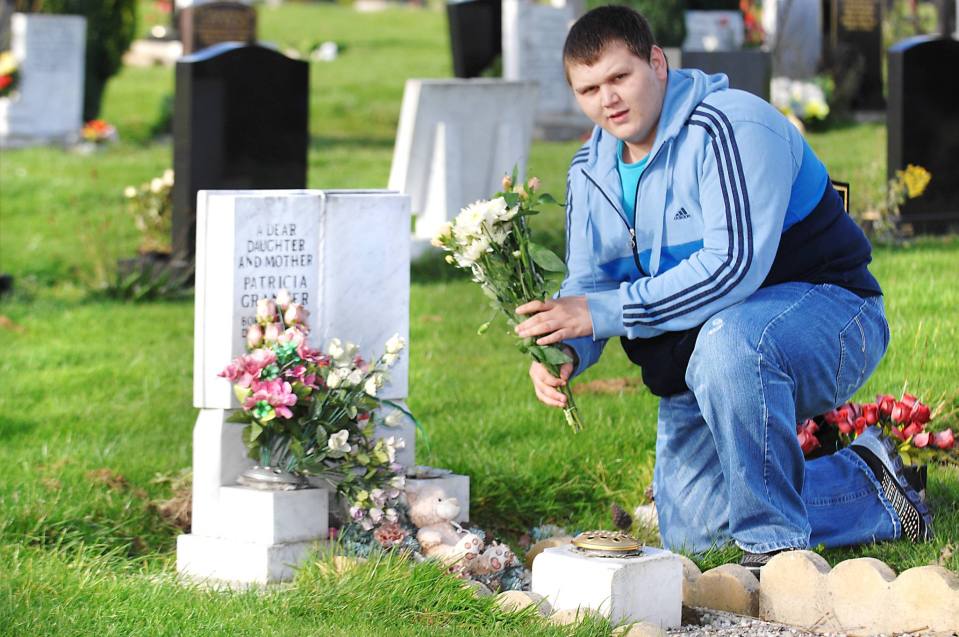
top-left (887, 36), bottom-right (959, 234)
top-left (763, 0), bottom-right (822, 78)
top-left (682, 49), bottom-right (771, 101)
top-left (0, 13), bottom-right (86, 147)
top-left (0, 0), bottom-right (13, 52)
top-left (502, 0), bottom-right (590, 139)
top-left (683, 10), bottom-right (745, 52)
top-left (172, 43), bottom-right (308, 259)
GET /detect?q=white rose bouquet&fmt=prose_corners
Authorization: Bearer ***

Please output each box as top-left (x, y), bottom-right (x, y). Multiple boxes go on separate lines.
top-left (432, 174), bottom-right (583, 432)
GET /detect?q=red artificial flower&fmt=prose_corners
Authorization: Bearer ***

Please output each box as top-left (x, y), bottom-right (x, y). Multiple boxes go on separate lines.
top-left (799, 418), bottom-right (819, 434)
top-left (861, 403), bottom-right (879, 425)
top-left (902, 422), bottom-right (924, 439)
top-left (910, 402), bottom-right (931, 425)
top-left (877, 395), bottom-right (896, 417)
top-left (900, 393), bottom-right (919, 410)
top-left (853, 416), bottom-right (868, 435)
top-left (934, 429), bottom-right (955, 450)
top-left (891, 426), bottom-right (908, 441)
top-left (838, 419), bottom-right (853, 435)
top-left (798, 429), bottom-right (820, 454)
top-left (891, 401), bottom-right (911, 424)
top-left (837, 406), bottom-right (852, 423)
top-left (912, 432), bottom-right (931, 448)
top-left (0, 75), bottom-right (11, 90)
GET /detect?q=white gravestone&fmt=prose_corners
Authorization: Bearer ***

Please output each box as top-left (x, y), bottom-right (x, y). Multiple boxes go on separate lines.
top-left (0, 13), bottom-right (85, 147)
top-left (179, 189), bottom-right (418, 584)
top-left (683, 11), bottom-right (745, 52)
top-left (532, 544), bottom-right (683, 628)
top-left (388, 79), bottom-right (537, 257)
top-left (501, 0), bottom-right (590, 139)
top-left (763, 0), bottom-right (822, 79)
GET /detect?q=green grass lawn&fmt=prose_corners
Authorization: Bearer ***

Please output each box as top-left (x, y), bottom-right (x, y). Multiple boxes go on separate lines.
top-left (2, 4), bottom-right (958, 635)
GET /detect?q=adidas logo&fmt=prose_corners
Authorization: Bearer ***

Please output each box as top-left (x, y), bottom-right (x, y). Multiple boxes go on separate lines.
top-left (673, 207), bottom-right (690, 220)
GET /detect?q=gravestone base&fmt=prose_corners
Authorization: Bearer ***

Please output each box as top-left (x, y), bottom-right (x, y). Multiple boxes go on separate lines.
top-left (116, 253), bottom-right (194, 289)
top-left (406, 472), bottom-right (470, 522)
top-left (533, 111), bottom-right (593, 142)
top-left (531, 544), bottom-right (683, 628)
top-left (176, 533), bottom-right (327, 584)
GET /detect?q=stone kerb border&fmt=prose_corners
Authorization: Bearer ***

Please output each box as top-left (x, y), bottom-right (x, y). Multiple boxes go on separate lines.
top-left (498, 547), bottom-right (958, 634)
top-left (760, 550), bottom-right (959, 635)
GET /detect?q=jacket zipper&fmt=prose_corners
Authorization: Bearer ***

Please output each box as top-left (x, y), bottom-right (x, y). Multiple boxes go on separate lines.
top-left (581, 169), bottom-right (644, 275)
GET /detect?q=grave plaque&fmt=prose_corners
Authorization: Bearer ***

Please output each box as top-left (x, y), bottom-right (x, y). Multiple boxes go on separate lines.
top-left (0, 13), bottom-right (85, 147)
top-left (887, 36), bottom-right (959, 233)
top-left (828, 0), bottom-right (883, 110)
top-left (682, 10), bottom-right (745, 52)
top-left (173, 43), bottom-right (308, 260)
top-left (179, 1), bottom-right (256, 55)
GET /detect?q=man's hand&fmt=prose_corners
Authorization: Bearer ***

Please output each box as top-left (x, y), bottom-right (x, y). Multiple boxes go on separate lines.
top-left (529, 355), bottom-right (574, 408)
top-left (514, 297), bottom-right (592, 345)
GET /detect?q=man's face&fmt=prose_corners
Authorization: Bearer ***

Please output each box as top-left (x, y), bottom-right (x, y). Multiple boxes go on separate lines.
top-left (567, 40), bottom-right (668, 158)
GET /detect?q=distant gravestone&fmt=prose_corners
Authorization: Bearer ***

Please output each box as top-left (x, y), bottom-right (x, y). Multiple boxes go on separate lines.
top-left (179, 1), bottom-right (256, 55)
top-left (0, 0), bottom-right (13, 51)
top-left (828, 0), bottom-right (883, 110)
top-left (681, 50), bottom-right (771, 101)
top-left (179, 189), bottom-right (418, 584)
top-left (172, 43), bottom-right (308, 260)
top-left (683, 10), bottom-right (745, 52)
top-left (447, 0), bottom-right (500, 78)
top-left (763, 0), bottom-right (822, 78)
top-left (387, 79), bottom-right (537, 256)
top-left (0, 13), bottom-right (85, 147)
top-left (502, 0), bottom-right (589, 139)
top-left (887, 36), bottom-right (959, 233)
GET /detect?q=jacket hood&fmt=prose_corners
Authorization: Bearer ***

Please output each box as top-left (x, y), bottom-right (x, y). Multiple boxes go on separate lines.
top-left (585, 68), bottom-right (729, 174)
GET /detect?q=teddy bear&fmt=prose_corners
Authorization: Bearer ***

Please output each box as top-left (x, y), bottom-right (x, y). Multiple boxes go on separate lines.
top-left (406, 485), bottom-right (483, 569)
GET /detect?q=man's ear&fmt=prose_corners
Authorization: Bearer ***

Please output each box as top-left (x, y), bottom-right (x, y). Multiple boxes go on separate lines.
top-left (650, 45), bottom-right (668, 80)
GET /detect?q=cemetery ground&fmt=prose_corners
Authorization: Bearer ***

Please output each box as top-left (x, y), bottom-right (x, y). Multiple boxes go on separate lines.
top-left (1, 3), bottom-right (958, 635)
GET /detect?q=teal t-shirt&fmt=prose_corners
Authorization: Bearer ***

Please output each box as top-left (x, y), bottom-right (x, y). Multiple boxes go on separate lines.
top-left (616, 140), bottom-right (649, 219)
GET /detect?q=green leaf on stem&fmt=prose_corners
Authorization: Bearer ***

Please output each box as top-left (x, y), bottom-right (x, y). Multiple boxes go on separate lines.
top-left (226, 411), bottom-right (251, 424)
top-left (539, 345), bottom-right (573, 366)
top-left (528, 241), bottom-right (567, 273)
top-left (537, 193), bottom-right (561, 206)
top-left (477, 321), bottom-right (491, 335)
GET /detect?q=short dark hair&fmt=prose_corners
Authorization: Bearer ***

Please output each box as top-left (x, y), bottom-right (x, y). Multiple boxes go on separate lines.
top-left (563, 5), bottom-right (657, 69)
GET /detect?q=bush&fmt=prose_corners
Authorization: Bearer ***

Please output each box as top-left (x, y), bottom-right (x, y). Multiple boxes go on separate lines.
top-left (586, 0), bottom-right (686, 47)
top-left (26, 0), bottom-right (138, 121)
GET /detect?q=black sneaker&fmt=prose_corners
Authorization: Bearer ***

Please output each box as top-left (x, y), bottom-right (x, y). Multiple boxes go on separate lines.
top-left (851, 426), bottom-right (934, 542)
top-left (739, 548), bottom-right (796, 578)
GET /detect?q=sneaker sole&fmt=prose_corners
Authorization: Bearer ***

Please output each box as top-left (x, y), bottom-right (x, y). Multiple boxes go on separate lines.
top-left (871, 435), bottom-right (934, 542)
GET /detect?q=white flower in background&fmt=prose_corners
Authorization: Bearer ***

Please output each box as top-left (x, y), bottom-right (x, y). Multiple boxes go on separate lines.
top-left (385, 507), bottom-right (398, 522)
top-left (454, 200), bottom-right (488, 239)
top-left (384, 409), bottom-right (404, 428)
top-left (389, 474), bottom-right (406, 489)
top-left (385, 333), bottom-right (406, 355)
top-left (382, 353), bottom-right (398, 367)
top-left (328, 337), bottom-right (345, 360)
top-left (161, 168), bottom-right (174, 187)
top-left (370, 488), bottom-right (386, 507)
top-left (347, 368), bottom-right (365, 387)
top-left (328, 429), bottom-right (351, 454)
top-left (369, 507), bottom-right (384, 523)
top-left (382, 436), bottom-right (405, 463)
top-left (123, 186), bottom-right (137, 198)
top-left (364, 373), bottom-right (384, 396)
top-left (150, 177), bottom-right (164, 193)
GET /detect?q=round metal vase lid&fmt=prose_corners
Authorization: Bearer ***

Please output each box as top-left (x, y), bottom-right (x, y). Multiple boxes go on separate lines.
top-left (571, 530), bottom-right (644, 557)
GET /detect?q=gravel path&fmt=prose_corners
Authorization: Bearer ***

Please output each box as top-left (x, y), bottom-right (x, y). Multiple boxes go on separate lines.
top-left (671, 607), bottom-right (855, 637)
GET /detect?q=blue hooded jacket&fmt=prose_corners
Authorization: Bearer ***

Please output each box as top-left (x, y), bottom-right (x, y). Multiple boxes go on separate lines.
top-left (560, 69), bottom-right (880, 377)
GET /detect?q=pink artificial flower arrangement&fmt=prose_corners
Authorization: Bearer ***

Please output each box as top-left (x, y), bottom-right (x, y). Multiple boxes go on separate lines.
top-left (220, 289), bottom-right (408, 529)
top-left (797, 392), bottom-right (955, 466)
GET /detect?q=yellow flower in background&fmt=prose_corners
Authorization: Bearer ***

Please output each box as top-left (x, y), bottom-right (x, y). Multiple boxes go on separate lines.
top-left (899, 164), bottom-right (932, 199)
top-left (0, 52), bottom-right (16, 76)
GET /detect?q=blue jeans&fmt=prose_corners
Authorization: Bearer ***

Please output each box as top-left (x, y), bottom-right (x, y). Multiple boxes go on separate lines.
top-left (653, 282), bottom-right (899, 554)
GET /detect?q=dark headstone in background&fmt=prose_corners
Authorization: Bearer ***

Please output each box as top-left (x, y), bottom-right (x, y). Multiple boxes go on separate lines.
top-left (681, 49), bottom-right (771, 101)
top-left (447, 0), bottom-right (501, 78)
top-left (827, 0), bottom-right (884, 110)
top-left (172, 43), bottom-right (309, 259)
top-left (179, 1), bottom-right (256, 55)
top-left (888, 35), bottom-right (959, 233)
top-left (0, 0), bottom-right (13, 51)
